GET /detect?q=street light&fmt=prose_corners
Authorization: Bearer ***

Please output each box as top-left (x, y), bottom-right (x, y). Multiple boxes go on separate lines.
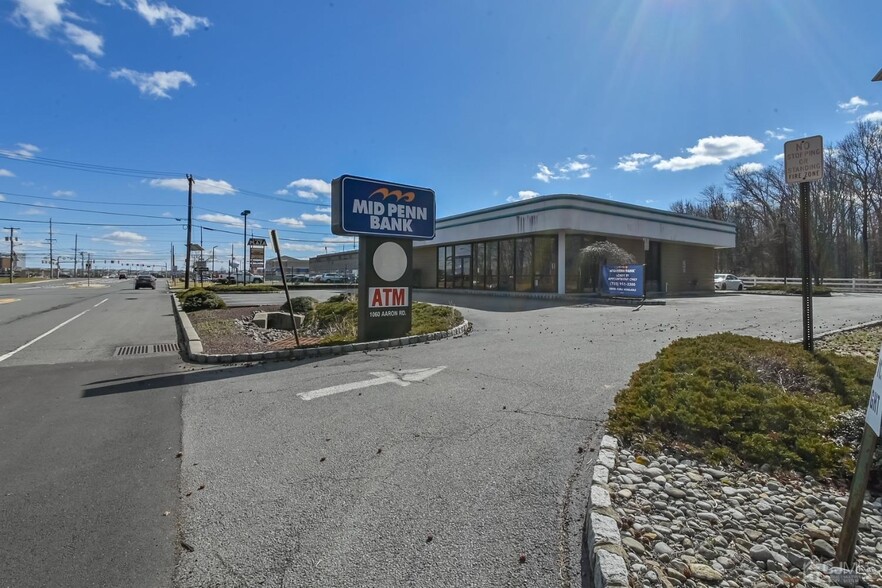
top-left (241, 210), bottom-right (251, 283)
top-left (211, 245), bottom-right (218, 276)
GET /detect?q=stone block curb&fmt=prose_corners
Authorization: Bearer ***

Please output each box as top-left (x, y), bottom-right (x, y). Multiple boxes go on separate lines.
top-left (169, 293), bottom-right (471, 364)
top-left (788, 318), bottom-right (882, 345)
top-left (586, 435), bottom-right (629, 588)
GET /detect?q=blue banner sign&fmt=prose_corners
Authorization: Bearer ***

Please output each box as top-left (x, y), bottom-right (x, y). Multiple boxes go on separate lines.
top-left (332, 175), bottom-right (436, 240)
top-left (601, 264), bottom-right (644, 298)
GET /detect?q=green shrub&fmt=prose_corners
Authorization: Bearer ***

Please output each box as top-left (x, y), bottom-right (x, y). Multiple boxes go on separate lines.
top-left (280, 296), bottom-right (317, 314)
top-left (607, 333), bottom-right (874, 477)
top-left (410, 302), bottom-right (463, 335)
top-left (326, 292), bottom-right (354, 303)
top-left (178, 288), bottom-right (227, 312)
top-left (307, 299), bottom-right (358, 330)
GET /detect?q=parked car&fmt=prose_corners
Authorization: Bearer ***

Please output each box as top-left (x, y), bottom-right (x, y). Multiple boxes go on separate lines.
top-left (309, 274), bottom-right (323, 283)
top-left (714, 273), bottom-right (743, 291)
top-left (134, 274), bottom-right (156, 289)
top-left (58, 272), bottom-right (71, 278)
top-left (244, 273), bottom-right (264, 284)
top-left (287, 274), bottom-right (309, 283)
top-left (118, 273), bottom-right (127, 279)
top-left (320, 273), bottom-right (346, 283)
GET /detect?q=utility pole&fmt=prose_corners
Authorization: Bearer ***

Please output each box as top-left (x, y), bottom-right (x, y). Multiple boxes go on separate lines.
top-left (4, 227), bottom-right (19, 283)
top-left (45, 218), bottom-right (56, 279)
top-left (73, 234), bottom-right (78, 278)
top-left (184, 174), bottom-right (194, 289)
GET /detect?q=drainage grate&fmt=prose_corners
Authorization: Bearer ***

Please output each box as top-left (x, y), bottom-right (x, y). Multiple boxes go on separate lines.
top-left (114, 343), bottom-right (180, 356)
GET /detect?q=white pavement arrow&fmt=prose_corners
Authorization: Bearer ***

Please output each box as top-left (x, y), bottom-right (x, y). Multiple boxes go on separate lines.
top-left (297, 366), bottom-right (447, 401)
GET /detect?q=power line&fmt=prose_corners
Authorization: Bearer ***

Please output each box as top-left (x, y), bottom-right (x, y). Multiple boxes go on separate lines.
top-left (0, 217), bottom-right (182, 227)
top-left (0, 152), bottom-right (183, 178)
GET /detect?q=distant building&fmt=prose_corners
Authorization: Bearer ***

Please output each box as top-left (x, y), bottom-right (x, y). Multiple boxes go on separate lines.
top-left (309, 251), bottom-right (358, 275)
top-left (0, 253), bottom-right (19, 273)
top-left (265, 255), bottom-right (309, 276)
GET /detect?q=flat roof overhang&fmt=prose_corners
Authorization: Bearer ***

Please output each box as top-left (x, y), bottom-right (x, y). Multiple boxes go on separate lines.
top-left (415, 194), bottom-right (736, 249)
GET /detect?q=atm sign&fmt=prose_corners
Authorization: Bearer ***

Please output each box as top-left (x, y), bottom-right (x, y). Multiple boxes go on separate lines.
top-left (368, 287), bottom-right (409, 308)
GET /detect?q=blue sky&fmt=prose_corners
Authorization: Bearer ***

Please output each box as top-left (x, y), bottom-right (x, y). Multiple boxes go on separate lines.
top-left (2, 0), bottom-right (882, 271)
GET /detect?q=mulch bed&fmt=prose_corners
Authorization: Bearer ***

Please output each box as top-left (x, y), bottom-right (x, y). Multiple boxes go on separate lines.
top-left (187, 305), bottom-right (279, 355)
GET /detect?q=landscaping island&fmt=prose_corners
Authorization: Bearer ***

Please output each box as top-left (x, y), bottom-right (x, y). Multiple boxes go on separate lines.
top-left (590, 326), bottom-right (882, 587)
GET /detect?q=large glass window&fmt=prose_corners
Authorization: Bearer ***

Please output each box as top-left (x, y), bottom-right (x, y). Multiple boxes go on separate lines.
top-left (515, 238), bottom-right (533, 291)
top-left (445, 246), bottom-right (454, 288)
top-left (533, 236), bottom-right (557, 292)
top-left (499, 239), bottom-right (514, 291)
top-left (473, 243), bottom-right (485, 289)
top-left (486, 241), bottom-right (498, 289)
top-left (565, 235), bottom-right (601, 293)
top-left (453, 244), bottom-right (471, 288)
top-left (437, 247), bottom-right (445, 288)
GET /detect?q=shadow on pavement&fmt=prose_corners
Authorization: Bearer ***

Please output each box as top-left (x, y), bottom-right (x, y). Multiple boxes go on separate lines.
top-left (81, 358), bottom-right (324, 398)
top-left (414, 290), bottom-right (589, 312)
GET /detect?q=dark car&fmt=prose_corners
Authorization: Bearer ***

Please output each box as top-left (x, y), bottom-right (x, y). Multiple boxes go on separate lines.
top-left (135, 274), bottom-right (156, 290)
top-left (118, 273), bottom-right (127, 279)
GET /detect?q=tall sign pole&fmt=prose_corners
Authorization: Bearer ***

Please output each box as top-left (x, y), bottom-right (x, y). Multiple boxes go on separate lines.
top-left (784, 136), bottom-right (823, 352)
top-left (269, 230), bottom-right (300, 347)
top-left (184, 174), bottom-right (194, 289)
top-left (331, 175), bottom-right (436, 342)
top-left (837, 345), bottom-right (882, 565)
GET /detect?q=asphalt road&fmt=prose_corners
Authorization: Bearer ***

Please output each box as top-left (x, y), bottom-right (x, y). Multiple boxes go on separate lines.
top-left (0, 278), bottom-right (184, 588)
top-left (173, 291), bottom-right (882, 588)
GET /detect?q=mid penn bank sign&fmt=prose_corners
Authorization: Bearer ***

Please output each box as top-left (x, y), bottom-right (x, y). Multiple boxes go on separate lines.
top-left (332, 175), bottom-right (436, 240)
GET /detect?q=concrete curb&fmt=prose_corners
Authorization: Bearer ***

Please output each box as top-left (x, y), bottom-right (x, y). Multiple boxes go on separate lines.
top-left (788, 319), bottom-right (882, 345)
top-left (417, 288), bottom-right (665, 306)
top-left (586, 435), bottom-right (629, 588)
top-left (169, 293), bottom-right (470, 364)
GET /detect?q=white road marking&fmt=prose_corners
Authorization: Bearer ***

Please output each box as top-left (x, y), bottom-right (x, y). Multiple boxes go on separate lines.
top-left (93, 298), bottom-right (109, 308)
top-left (297, 366), bottom-right (447, 401)
top-left (0, 298), bottom-right (109, 363)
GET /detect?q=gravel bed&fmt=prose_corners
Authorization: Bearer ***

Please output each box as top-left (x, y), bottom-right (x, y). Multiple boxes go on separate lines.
top-left (610, 445), bottom-right (882, 587)
top-left (188, 306), bottom-right (290, 355)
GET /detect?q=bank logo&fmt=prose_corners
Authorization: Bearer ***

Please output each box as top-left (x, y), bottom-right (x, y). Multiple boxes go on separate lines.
top-left (370, 188), bottom-right (415, 202)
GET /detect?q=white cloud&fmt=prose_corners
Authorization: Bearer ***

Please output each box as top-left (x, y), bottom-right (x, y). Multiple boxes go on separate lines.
top-left (148, 177), bottom-right (233, 194)
top-left (614, 153), bottom-right (662, 172)
top-left (300, 213), bottom-right (332, 224)
top-left (0, 143), bottom-right (40, 160)
top-left (285, 178), bottom-right (331, 199)
top-left (764, 127), bottom-right (793, 141)
top-left (198, 213), bottom-right (248, 227)
top-left (128, 0), bottom-right (211, 36)
top-left (533, 155), bottom-right (593, 182)
top-left (274, 189), bottom-right (289, 196)
top-left (653, 135), bottom-right (765, 171)
top-left (0, 194), bottom-right (5, 201)
top-left (71, 52), bottom-right (99, 70)
top-left (0, 169), bottom-right (14, 177)
top-left (272, 217), bottom-right (306, 228)
top-left (774, 153), bottom-right (785, 161)
top-left (161, 211), bottom-right (173, 217)
top-left (63, 22), bottom-right (103, 56)
top-left (506, 190), bottom-right (540, 203)
top-left (52, 189), bottom-right (75, 197)
top-left (734, 162), bottom-right (764, 174)
top-left (860, 111), bottom-right (882, 123)
top-left (98, 231), bottom-right (147, 243)
top-left (110, 68), bottom-right (195, 98)
top-left (838, 96), bottom-right (869, 113)
top-left (12, 0), bottom-right (104, 56)
top-left (21, 207), bottom-right (46, 216)
top-left (314, 206), bottom-right (331, 213)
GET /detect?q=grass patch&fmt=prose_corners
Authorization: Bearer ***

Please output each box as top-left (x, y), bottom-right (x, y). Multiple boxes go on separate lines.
top-left (191, 318), bottom-right (237, 337)
top-left (411, 302), bottom-right (464, 335)
top-left (607, 333), bottom-right (875, 477)
top-left (280, 296), bottom-right (318, 315)
top-left (746, 283), bottom-right (832, 296)
top-left (204, 284), bottom-right (282, 293)
top-left (3, 276), bottom-right (52, 283)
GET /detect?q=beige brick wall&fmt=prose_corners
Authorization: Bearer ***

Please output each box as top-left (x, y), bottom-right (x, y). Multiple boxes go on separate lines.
top-left (660, 244), bottom-right (715, 293)
top-left (413, 246), bottom-right (437, 288)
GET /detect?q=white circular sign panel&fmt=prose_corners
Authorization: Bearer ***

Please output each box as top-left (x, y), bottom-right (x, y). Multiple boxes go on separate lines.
top-left (373, 242), bottom-right (407, 282)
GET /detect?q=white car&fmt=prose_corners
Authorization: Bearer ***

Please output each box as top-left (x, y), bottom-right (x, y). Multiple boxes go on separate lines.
top-left (714, 273), bottom-right (743, 291)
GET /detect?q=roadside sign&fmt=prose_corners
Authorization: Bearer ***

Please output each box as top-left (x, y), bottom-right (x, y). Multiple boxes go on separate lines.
top-left (867, 344), bottom-right (882, 436)
top-left (601, 264), bottom-right (644, 298)
top-left (784, 135), bottom-right (824, 184)
top-left (248, 237), bottom-right (267, 247)
top-left (331, 175), bottom-right (436, 240)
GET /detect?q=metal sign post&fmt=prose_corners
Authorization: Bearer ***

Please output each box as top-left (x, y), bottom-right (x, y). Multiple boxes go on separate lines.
top-left (837, 344), bottom-right (882, 565)
top-left (784, 135), bottom-right (823, 352)
top-left (268, 230), bottom-right (300, 347)
top-left (332, 175), bottom-right (435, 342)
